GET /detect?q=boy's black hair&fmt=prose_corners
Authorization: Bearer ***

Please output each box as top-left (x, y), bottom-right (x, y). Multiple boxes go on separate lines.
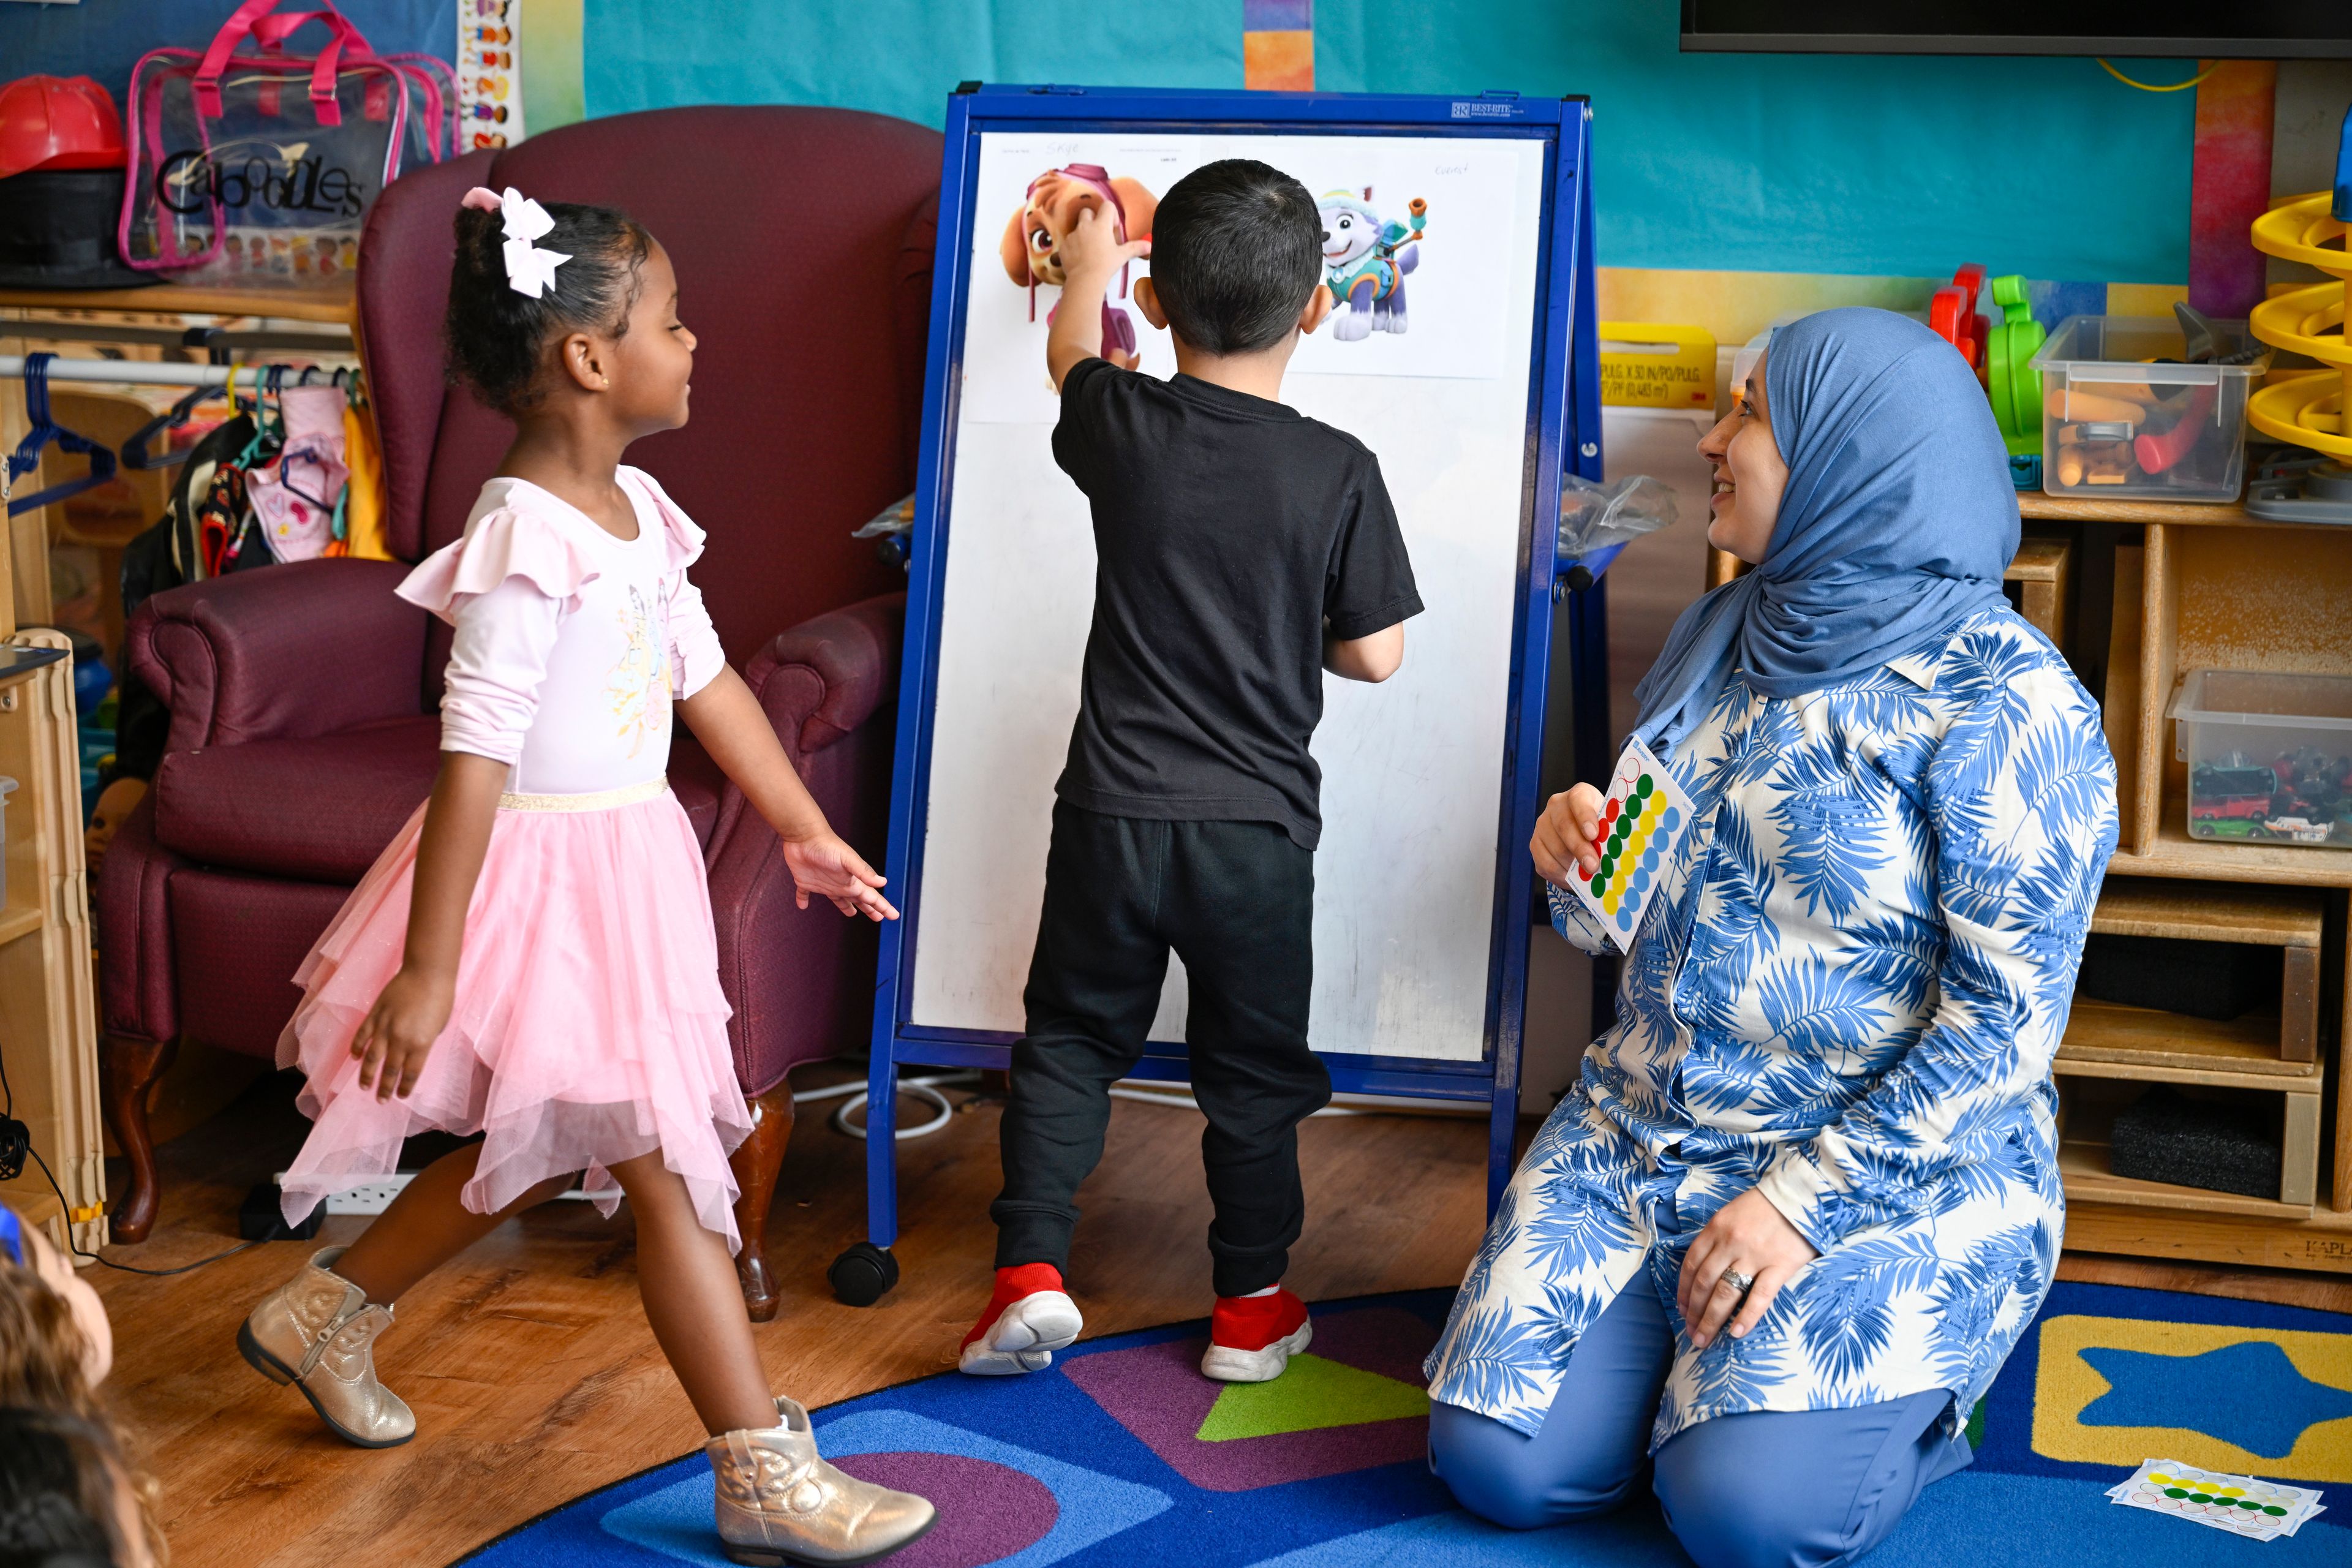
top-left (446, 198), bottom-right (655, 416)
top-left (1148, 159), bottom-right (1322, 356)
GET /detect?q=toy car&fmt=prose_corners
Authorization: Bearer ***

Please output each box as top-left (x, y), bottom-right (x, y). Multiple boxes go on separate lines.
top-left (2190, 763), bottom-right (2285, 822)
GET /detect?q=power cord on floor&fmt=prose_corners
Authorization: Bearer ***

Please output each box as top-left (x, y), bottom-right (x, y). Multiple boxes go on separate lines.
top-left (0, 1046), bottom-right (260, 1278)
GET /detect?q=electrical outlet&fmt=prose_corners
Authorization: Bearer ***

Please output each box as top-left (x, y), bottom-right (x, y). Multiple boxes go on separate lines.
top-left (322, 1181), bottom-right (411, 1215)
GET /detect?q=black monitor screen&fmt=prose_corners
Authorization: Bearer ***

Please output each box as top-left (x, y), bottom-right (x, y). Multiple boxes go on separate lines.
top-left (1682, 1), bottom-right (2352, 58)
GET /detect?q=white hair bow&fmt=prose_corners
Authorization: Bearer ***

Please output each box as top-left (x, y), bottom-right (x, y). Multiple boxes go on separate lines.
top-left (493, 186), bottom-right (570, 300)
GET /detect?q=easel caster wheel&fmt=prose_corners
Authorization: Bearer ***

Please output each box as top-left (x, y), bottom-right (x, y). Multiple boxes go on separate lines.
top-left (829, 1242), bottom-right (899, 1306)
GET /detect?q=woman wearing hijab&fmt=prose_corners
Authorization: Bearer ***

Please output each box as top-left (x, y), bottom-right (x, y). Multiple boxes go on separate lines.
top-left (1424, 309), bottom-right (2118, 1567)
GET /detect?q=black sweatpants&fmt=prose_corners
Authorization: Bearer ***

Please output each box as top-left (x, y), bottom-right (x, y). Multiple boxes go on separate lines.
top-left (992, 803), bottom-right (1330, 1297)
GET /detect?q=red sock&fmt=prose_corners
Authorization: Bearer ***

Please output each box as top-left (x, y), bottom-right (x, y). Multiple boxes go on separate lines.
top-left (961, 1263), bottom-right (1066, 1351)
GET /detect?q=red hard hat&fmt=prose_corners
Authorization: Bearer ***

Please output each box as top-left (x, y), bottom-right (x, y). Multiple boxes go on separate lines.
top-left (0, 76), bottom-right (127, 183)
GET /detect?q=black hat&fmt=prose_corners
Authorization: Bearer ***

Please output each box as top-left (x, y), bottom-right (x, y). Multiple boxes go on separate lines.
top-left (0, 167), bottom-right (151, 289)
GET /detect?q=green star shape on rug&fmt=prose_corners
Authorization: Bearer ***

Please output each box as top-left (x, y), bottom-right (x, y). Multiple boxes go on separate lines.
top-left (2079, 1340), bottom-right (2352, 1461)
top-left (1194, 1354), bottom-right (1431, 1443)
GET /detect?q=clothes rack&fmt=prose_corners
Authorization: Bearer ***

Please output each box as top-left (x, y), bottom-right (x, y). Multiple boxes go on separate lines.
top-left (0, 355), bottom-right (359, 391)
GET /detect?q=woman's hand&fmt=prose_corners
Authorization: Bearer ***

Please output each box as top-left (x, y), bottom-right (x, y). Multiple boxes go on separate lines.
top-left (1677, 1188), bottom-right (1819, 1348)
top-left (351, 967), bottom-right (456, 1102)
top-left (783, 830), bottom-right (900, 922)
top-left (1530, 782), bottom-right (1606, 889)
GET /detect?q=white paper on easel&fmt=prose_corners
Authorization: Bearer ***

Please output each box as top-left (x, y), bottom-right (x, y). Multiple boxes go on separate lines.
top-left (909, 128), bottom-right (1550, 1062)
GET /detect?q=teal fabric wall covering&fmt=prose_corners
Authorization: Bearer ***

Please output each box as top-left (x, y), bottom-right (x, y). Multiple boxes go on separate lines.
top-left (582, 1), bottom-right (2192, 283)
top-left (584, 1), bottom-right (1242, 133)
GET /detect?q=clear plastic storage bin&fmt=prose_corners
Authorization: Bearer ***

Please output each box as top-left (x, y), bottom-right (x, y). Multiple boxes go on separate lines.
top-left (2032, 315), bottom-right (2270, 503)
top-left (2169, 671), bottom-right (2352, 848)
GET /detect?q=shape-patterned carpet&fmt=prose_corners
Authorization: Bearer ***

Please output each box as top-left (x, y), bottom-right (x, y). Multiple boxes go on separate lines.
top-left (462, 1281), bottom-right (2351, 1566)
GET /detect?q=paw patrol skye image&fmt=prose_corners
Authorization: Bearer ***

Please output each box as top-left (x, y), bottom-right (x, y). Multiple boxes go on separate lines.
top-left (1319, 188), bottom-right (1428, 342)
top-left (1001, 163), bottom-right (1159, 371)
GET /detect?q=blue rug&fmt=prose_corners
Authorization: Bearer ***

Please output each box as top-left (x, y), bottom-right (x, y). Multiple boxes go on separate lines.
top-left (462, 1281), bottom-right (2352, 1566)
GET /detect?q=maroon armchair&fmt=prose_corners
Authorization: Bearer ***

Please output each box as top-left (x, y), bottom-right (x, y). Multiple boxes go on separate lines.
top-left (98, 106), bottom-right (942, 1317)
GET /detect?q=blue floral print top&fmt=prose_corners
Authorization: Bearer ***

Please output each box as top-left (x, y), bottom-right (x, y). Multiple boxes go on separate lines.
top-left (1425, 611), bottom-right (2118, 1448)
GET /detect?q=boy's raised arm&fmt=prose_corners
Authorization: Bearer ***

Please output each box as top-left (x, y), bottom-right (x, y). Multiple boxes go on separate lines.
top-left (1047, 207), bottom-right (1152, 391)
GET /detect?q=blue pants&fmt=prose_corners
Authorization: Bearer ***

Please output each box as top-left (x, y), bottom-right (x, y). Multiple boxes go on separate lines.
top-left (1428, 1270), bottom-right (1973, 1568)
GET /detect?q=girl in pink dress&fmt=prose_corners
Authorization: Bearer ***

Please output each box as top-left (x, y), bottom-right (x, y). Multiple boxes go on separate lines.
top-left (236, 187), bottom-right (935, 1567)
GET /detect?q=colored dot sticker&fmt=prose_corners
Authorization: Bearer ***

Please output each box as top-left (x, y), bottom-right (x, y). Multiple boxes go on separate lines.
top-left (1616, 909), bottom-right (1633, 930)
top-left (1662, 806), bottom-right (1681, 830)
top-left (1635, 774), bottom-right (1654, 797)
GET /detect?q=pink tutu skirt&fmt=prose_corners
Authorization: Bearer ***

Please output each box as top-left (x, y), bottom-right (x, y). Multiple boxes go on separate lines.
top-left (276, 779), bottom-right (753, 1251)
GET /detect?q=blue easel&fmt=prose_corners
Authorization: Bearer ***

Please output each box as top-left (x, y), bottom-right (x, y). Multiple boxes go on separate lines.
top-left (830, 83), bottom-right (1607, 1305)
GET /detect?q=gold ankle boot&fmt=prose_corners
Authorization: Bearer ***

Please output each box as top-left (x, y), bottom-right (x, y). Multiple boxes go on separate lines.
top-left (238, 1245), bottom-right (415, 1449)
top-left (707, 1396), bottom-right (937, 1567)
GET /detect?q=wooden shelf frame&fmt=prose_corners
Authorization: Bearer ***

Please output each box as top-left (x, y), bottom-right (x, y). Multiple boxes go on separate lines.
top-left (2069, 877), bottom-right (2324, 1067)
top-left (0, 630), bottom-right (105, 1254)
top-left (2059, 1139), bottom-right (2315, 1221)
top-left (0, 282), bottom-right (356, 326)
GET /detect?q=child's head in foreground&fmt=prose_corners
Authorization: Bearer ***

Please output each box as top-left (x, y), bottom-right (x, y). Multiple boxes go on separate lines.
top-left (0, 1208), bottom-right (156, 1566)
top-left (1137, 159), bottom-right (1329, 358)
top-left (0, 1208), bottom-right (110, 1403)
top-left (0, 1406), bottom-right (148, 1567)
top-left (445, 189), bottom-right (695, 435)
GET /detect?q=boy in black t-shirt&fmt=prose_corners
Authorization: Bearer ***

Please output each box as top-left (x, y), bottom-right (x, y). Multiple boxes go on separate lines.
top-left (960, 160), bottom-right (1422, 1384)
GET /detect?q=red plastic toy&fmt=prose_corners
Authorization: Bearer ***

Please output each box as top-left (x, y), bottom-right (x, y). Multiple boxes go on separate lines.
top-left (1928, 264), bottom-right (1988, 370)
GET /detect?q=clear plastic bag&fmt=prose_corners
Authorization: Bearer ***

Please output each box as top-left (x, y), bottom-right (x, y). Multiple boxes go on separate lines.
top-left (1559, 473), bottom-right (1678, 559)
top-left (119, 1), bottom-right (458, 289)
top-left (852, 494), bottom-right (915, 538)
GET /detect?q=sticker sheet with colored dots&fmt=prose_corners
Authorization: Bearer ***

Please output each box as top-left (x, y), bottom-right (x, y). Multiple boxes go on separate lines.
top-left (2106, 1458), bottom-right (2325, 1540)
top-left (1564, 736), bottom-right (1687, 955)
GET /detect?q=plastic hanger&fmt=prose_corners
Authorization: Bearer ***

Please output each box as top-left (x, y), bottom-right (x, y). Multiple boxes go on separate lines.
top-left (6, 353), bottom-right (120, 517)
top-left (122, 383), bottom-right (229, 472)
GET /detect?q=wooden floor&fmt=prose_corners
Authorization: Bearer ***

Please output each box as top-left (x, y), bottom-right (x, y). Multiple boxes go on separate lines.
top-left (86, 1069), bottom-right (2352, 1568)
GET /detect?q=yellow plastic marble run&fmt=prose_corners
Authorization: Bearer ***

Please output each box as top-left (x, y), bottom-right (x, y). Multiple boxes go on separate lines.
top-left (2247, 105), bottom-right (2352, 521)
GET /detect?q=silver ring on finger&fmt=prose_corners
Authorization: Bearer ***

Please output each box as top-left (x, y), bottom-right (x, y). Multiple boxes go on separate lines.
top-left (1718, 1267), bottom-right (1755, 1298)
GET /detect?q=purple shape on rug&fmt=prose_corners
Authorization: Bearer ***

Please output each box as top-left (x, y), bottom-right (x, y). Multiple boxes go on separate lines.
top-left (827, 1453), bottom-right (1057, 1568)
top-left (1061, 1306), bottom-right (1437, 1494)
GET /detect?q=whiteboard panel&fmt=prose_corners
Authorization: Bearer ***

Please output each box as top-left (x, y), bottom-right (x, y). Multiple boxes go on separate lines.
top-left (909, 129), bottom-right (1548, 1062)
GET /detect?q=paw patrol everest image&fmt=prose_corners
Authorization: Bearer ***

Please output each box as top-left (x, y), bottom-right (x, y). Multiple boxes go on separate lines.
top-left (1318, 187), bottom-right (1428, 341)
top-left (1000, 163), bottom-right (1159, 369)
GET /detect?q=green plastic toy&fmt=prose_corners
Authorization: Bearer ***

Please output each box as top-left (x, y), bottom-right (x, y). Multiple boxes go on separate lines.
top-left (1985, 273), bottom-right (2045, 460)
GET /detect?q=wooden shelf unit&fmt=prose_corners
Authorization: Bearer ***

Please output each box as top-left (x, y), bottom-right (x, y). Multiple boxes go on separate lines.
top-left (0, 630), bottom-right (105, 1256)
top-left (0, 282), bottom-right (356, 326)
top-left (2056, 881), bottom-right (2326, 1208)
top-left (2059, 492), bottom-right (2352, 1261)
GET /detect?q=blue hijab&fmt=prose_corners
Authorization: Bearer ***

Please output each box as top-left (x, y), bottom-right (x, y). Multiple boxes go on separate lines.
top-left (1631, 307), bottom-right (2020, 759)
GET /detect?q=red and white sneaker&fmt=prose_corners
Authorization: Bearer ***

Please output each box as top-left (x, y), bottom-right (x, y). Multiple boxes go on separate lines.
top-left (959, 1263), bottom-right (1084, 1376)
top-left (1201, 1287), bottom-right (1313, 1382)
